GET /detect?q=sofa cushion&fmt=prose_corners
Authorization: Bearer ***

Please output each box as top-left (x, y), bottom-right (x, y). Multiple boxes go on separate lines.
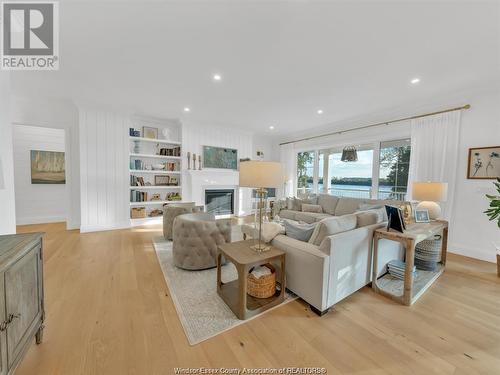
top-left (308, 214), bottom-right (357, 246)
top-left (334, 197), bottom-right (365, 216)
top-left (295, 211), bottom-right (331, 224)
top-left (355, 209), bottom-right (384, 227)
top-left (283, 219), bottom-right (317, 242)
top-left (317, 194), bottom-right (340, 215)
top-left (279, 209), bottom-right (297, 221)
top-left (302, 204), bottom-right (323, 213)
top-left (358, 203), bottom-right (388, 221)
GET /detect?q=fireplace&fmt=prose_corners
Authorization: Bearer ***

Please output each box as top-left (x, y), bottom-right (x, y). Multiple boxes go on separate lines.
top-left (205, 189), bottom-right (235, 215)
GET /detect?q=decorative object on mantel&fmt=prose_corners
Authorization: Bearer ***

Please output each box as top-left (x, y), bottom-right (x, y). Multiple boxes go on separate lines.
top-left (198, 154), bottom-right (202, 170)
top-left (192, 153), bottom-right (197, 170)
top-left (412, 182), bottom-right (448, 220)
top-left (187, 152), bottom-right (191, 170)
top-left (142, 126), bottom-right (158, 139)
top-left (239, 160), bottom-right (283, 252)
top-left (467, 146), bottom-right (500, 179)
top-left (341, 146), bottom-right (358, 162)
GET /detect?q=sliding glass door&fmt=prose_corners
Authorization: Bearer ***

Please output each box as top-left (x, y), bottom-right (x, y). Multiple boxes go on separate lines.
top-left (296, 139), bottom-right (411, 201)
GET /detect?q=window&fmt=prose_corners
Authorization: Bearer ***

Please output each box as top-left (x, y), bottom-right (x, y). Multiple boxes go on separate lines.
top-left (378, 139), bottom-right (411, 201)
top-left (297, 151), bottom-right (315, 194)
top-left (329, 146), bottom-right (374, 199)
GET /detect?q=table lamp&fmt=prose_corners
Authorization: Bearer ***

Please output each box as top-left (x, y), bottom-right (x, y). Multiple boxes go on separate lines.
top-left (412, 182), bottom-right (448, 220)
top-left (239, 160), bottom-right (283, 252)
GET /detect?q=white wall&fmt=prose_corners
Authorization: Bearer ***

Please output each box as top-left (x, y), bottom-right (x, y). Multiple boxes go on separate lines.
top-left (182, 122), bottom-right (255, 215)
top-left (252, 134), bottom-right (277, 161)
top-left (79, 108), bottom-right (130, 233)
top-left (449, 90), bottom-right (500, 262)
top-left (13, 125), bottom-right (67, 224)
top-left (10, 96), bottom-right (80, 230)
top-left (0, 73), bottom-right (16, 235)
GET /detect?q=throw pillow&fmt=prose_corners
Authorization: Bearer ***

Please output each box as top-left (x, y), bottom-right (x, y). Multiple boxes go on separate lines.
top-left (355, 210), bottom-right (383, 227)
top-left (283, 219), bottom-right (317, 242)
top-left (358, 203), bottom-right (387, 221)
top-left (286, 197), bottom-right (294, 210)
top-left (302, 204), bottom-right (323, 213)
top-left (308, 214), bottom-right (357, 246)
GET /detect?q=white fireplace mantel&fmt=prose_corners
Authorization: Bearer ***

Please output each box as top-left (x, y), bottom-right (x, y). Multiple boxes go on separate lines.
top-left (183, 169), bottom-right (252, 216)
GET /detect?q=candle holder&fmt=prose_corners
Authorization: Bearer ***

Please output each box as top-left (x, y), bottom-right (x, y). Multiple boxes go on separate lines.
top-left (192, 153), bottom-right (197, 170)
top-left (198, 155), bottom-right (202, 170)
top-left (187, 152), bottom-right (191, 170)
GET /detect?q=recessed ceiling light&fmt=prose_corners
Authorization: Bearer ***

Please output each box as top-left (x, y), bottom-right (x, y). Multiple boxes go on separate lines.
top-left (183, 107), bottom-right (191, 112)
top-left (411, 78), bottom-right (420, 84)
top-left (213, 74), bottom-right (222, 81)
top-left (269, 125), bottom-right (275, 130)
top-left (317, 109), bottom-right (324, 115)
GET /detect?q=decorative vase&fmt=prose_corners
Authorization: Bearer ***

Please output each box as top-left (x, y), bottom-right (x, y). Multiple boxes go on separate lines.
top-left (161, 128), bottom-right (170, 140)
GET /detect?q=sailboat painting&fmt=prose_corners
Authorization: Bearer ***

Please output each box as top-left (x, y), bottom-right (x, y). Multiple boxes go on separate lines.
top-left (30, 150), bottom-right (66, 184)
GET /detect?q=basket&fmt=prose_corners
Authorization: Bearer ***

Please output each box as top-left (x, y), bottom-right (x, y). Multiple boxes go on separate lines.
top-left (415, 235), bottom-right (442, 271)
top-left (131, 207), bottom-right (146, 219)
top-left (247, 263), bottom-right (276, 299)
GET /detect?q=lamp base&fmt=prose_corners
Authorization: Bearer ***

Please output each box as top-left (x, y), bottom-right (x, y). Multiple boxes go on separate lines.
top-left (250, 244), bottom-right (271, 253)
top-left (416, 201), bottom-right (441, 220)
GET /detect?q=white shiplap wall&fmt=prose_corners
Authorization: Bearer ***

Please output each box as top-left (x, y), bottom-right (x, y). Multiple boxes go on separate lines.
top-left (13, 125), bottom-right (67, 224)
top-left (79, 109), bottom-right (130, 232)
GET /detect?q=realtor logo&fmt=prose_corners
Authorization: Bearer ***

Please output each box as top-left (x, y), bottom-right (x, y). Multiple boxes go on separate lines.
top-left (1, 1), bottom-right (59, 70)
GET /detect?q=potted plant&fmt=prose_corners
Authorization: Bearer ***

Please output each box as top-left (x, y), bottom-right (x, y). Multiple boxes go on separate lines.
top-left (484, 177), bottom-right (500, 276)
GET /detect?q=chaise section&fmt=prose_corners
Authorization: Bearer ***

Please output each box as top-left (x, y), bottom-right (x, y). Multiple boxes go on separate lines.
top-left (295, 211), bottom-right (331, 223)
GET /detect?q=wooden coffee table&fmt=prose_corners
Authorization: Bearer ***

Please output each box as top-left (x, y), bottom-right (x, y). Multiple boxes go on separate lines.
top-left (217, 240), bottom-right (286, 320)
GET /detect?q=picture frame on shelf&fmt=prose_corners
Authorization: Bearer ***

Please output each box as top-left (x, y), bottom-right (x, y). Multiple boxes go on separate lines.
top-left (415, 209), bottom-right (430, 223)
top-left (154, 175), bottom-right (170, 186)
top-left (467, 146), bottom-right (500, 179)
top-left (142, 126), bottom-right (158, 139)
top-left (169, 176), bottom-right (178, 186)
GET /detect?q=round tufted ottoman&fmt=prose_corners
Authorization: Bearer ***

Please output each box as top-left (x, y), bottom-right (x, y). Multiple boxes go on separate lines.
top-left (172, 213), bottom-right (232, 270)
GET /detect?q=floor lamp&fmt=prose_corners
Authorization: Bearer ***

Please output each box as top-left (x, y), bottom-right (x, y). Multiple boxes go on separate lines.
top-left (239, 160), bottom-right (283, 252)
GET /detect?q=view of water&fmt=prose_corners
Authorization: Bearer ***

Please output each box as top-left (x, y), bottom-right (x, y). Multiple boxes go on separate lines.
top-left (303, 183), bottom-right (403, 199)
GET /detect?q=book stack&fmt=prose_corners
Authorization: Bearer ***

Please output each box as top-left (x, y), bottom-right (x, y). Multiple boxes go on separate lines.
top-left (387, 259), bottom-right (416, 280)
top-left (130, 175), bottom-right (145, 186)
top-left (130, 190), bottom-right (148, 202)
top-left (130, 159), bottom-right (145, 170)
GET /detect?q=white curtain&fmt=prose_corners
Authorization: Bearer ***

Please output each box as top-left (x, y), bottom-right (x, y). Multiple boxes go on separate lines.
top-left (279, 143), bottom-right (296, 198)
top-left (408, 110), bottom-right (461, 220)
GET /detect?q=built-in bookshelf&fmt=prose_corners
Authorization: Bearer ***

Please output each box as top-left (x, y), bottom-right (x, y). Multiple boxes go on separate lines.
top-left (129, 116), bottom-right (183, 224)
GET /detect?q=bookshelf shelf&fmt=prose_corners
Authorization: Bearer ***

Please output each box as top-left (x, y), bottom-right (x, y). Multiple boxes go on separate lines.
top-left (130, 153), bottom-right (181, 160)
top-left (129, 170), bottom-right (181, 174)
top-left (129, 136), bottom-right (181, 145)
top-left (130, 186), bottom-right (181, 190)
top-left (130, 200), bottom-right (187, 206)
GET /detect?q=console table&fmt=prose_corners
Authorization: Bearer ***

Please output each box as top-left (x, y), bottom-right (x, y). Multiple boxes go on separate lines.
top-left (217, 240), bottom-right (285, 320)
top-left (372, 220), bottom-right (448, 306)
top-left (0, 233), bottom-right (45, 374)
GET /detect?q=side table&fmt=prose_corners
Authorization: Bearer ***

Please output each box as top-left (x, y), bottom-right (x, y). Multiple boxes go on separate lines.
top-left (372, 220), bottom-right (448, 306)
top-left (217, 240), bottom-right (286, 320)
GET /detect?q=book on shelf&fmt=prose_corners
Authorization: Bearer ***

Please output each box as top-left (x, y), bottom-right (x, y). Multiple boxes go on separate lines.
top-left (130, 175), bottom-right (146, 186)
top-left (130, 190), bottom-right (149, 203)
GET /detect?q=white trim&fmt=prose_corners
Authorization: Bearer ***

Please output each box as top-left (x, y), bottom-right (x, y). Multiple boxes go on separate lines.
top-left (80, 221), bottom-right (131, 233)
top-left (448, 243), bottom-right (496, 263)
top-left (16, 216), bottom-right (67, 225)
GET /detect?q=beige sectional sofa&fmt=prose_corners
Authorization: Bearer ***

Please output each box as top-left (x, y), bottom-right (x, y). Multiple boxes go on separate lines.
top-left (272, 194), bottom-right (405, 315)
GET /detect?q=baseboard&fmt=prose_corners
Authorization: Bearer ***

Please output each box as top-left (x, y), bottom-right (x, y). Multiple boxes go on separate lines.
top-left (448, 243), bottom-right (496, 263)
top-left (16, 216), bottom-right (66, 225)
top-left (80, 221), bottom-right (131, 233)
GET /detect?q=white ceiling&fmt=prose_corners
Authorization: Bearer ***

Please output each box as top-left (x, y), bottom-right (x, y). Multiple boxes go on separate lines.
top-left (11, 0), bottom-right (500, 136)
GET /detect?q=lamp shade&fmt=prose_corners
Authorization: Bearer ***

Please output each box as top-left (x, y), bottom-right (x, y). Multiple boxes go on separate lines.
top-left (239, 161), bottom-right (283, 188)
top-left (412, 182), bottom-right (448, 202)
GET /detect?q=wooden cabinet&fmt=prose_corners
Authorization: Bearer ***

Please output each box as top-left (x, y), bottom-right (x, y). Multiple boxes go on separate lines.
top-left (0, 233), bottom-right (45, 374)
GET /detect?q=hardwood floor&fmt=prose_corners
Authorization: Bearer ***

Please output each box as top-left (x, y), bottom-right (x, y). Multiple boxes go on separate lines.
top-left (14, 222), bottom-right (500, 375)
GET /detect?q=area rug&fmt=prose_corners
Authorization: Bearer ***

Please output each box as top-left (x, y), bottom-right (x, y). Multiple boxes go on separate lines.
top-left (152, 228), bottom-right (297, 345)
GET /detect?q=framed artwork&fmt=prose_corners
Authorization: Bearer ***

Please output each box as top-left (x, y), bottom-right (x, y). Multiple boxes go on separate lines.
top-left (142, 126), bottom-right (158, 139)
top-left (467, 146), bottom-right (500, 179)
top-left (30, 150), bottom-right (65, 184)
top-left (203, 146), bottom-right (238, 170)
top-left (154, 175), bottom-right (170, 186)
top-left (414, 209), bottom-right (430, 223)
top-left (169, 176), bottom-right (178, 186)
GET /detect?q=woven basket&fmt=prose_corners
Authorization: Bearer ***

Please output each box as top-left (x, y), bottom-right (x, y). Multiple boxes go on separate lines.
top-left (247, 263), bottom-right (276, 299)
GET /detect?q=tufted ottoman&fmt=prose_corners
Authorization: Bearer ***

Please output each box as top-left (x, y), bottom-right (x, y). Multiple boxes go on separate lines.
top-left (163, 203), bottom-right (203, 240)
top-left (173, 213), bottom-right (232, 270)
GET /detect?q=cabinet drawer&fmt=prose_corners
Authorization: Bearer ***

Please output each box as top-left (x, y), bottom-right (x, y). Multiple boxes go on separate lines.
top-left (5, 245), bottom-right (41, 367)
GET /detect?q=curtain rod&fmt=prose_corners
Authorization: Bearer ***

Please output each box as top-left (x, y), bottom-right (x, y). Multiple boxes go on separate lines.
top-left (279, 104), bottom-right (471, 146)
